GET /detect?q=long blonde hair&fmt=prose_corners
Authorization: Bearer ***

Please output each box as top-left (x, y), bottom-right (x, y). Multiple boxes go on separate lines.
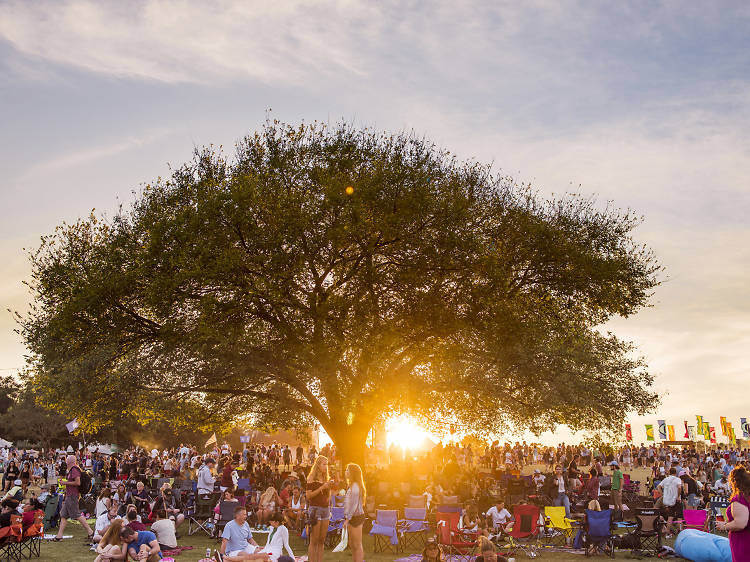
top-left (259, 487), bottom-right (277, 505)
top-left (100, 519), bottom-right (123, 546)
top-left (345, 463), bottom-right (366, 504)
top-left (309, 455), bottom-right (329, 483)
top-left (479, 536), bottom-right (495, 553)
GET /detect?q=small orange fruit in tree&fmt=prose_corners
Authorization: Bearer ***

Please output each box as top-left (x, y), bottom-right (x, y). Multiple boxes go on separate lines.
top-left (345, 186), bottom-right (354, 195)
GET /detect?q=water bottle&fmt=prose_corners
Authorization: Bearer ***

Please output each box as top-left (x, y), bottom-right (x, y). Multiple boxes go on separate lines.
top-left (206, 547), bottom-right (211, 559)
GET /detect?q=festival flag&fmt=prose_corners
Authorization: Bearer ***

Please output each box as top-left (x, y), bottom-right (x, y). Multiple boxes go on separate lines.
top-left (741, 418), bottom-right (750, 439)
top-left (710, 426), bottom-right (717, 444)
top-left (645, 424), bottom-right (654, 441)
top-left (683, 420), bottom-right (689, 439)
top-left (720, 416), bottom-right (728, 436)
top-left (667, 425), bottom-right (675, 441)
top-left (697, 415), bottom-right (704, 438)
top-left (65, 418), bottom-right (79, 433)
top-left (204, 432), bottom-right (217, 448)
top-left (703, 422), bottom-right (711, 440)
top-left (658, 420), bottom-right (667, 440)
top-left (625, 424), bottom-right (633, 442)
top-left (688, 425), bottom-right (696, 440)
top-left (730, 426), bottom-right (737, 445)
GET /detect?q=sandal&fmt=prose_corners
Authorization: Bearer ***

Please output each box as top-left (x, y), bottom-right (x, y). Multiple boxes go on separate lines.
top-left (51, 537), bottom-right (62, 542)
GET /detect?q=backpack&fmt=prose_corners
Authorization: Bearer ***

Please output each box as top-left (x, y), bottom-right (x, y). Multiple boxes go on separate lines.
top-left (77, 467), bottom-right (93, 495)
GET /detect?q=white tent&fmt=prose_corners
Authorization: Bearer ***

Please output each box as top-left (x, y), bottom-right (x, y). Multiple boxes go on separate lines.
top-left (0, 438), bottom-right (12, 448)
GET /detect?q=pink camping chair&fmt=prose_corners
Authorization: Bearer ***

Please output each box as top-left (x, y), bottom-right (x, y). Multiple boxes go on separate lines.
top-left (681, 509), bottom-right (708, 532)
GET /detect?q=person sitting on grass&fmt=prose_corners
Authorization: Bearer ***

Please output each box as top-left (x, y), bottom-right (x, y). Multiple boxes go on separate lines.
top-left (95, 519), bottom-right (126, 562)
top-left (150, 509), bottom-right (178, 552)
top-left (258, 512), bottom-right (294, 562)
top-left (94, 507), bottom-right (121, 543)
top-left (126, 506), bottom-right (148, 531)
top-left (217, 504), bottom-right (269, 562)
top-left (475, 536), bottom-right (509, 562)
top-left (421, 537), bottom-right (444, 562)
top-left (120, 525), bottom-right (161, 562)
top-left (2, 479), bottom-right (23, 502)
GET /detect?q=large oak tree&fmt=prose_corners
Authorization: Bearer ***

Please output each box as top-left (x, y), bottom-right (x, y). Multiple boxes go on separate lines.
top-left (19, 121), bottom-right (661, 466)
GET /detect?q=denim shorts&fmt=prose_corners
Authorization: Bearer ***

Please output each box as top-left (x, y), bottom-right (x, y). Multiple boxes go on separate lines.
top-left (308, 505), bottom-right (330, 525)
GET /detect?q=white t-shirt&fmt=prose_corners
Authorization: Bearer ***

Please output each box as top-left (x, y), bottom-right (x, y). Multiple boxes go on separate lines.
top-left (151, 518), bottom-right (177, 549)
top-left (486, 506), bottom-right (512, 527)
top-left (660, 475), bottom-right (682, 507)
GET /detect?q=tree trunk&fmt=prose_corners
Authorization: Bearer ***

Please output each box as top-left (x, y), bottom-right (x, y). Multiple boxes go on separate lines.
top-left (328, 422), bottom-right (370, 472)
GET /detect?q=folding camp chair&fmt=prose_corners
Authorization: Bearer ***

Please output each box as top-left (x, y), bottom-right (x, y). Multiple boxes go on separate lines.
top-left (399, 507), bottom-right (429, 549)
top-left (436, 511), bottom-right (476, 561)
top-left (42, 494), bottom-right (60, 531)
top-left (0, 513), bottom-right (23, 562)
top-left (506, 479), bottom-right (527, 505)
top-left (325, 507), bottom-right (346, 549)
top-left (498, 504), bottom-right (542, 558)
top-left (582, 509), bottom-right (615, 558)
top-left (19, 511), bottom-right (44, 559)
top-left (407, 495), bottom-right (427, 509)
top-left (213, 501), bottom-right (237, 539)
top-left (543, 505), bottom-right (576, 546)
top-left (709, 496), bottom-right (730, 533)
top-left (626, 508), bottom-right (663, 557)
top-left (681, 509), bottom-right (708, 532)
top-left (187, 493), bottom-right (219, 536)
top-left (443, 495), bottom-right (460, 505)
top-left (370, 509), bottom-right (400, 553)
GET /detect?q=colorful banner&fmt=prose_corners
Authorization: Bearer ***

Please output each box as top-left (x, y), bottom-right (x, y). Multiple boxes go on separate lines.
top-left (730, 427), bottom-right (737, 446)
top-left (667, 425), bottom-right (675, 441)
top-left (741, 418), bottom-right (749, 439)
top-left (697, 416), bottom-right (704, 438)
top-left (688, 425), bottom-right (696, 441)
top-left (721, 416), bottom-right (728, 436)
top-left (703, 422), bottom-right (711, 440)
top-left (658, 420), bottom-right (667, 440)
top-left (684, 420), bottom-right (689, 439)
top-left (625, 424), bottom-right (633, 442)
top-left (710, 426), bottom-right (717, 444)
top-left (646, 424), bottom-right (654, 441)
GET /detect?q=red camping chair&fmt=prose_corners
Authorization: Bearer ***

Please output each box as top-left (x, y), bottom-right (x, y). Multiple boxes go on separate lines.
top-left (437, 511), bottom-right (477, 561)
top-left (498, 504), bottom-right (543, 557)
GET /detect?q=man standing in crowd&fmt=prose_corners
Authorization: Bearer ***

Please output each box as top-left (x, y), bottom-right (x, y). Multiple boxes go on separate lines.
top-left (658, 467), bottom-right (683, 537)
top-left (610, 461), bottom-right (623, 518)
top-left (198, 458), bottom-right (217, 495)
top-left (54, 454), bottom-right (94, 541)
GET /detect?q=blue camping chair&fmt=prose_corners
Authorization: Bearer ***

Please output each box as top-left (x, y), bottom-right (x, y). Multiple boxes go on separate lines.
top-left (325, 506), bottom-right (346, 548)
top-left (583, 509), bottom-right (615, 558)
top-left (370, 509), bottom-right (400, 553)
top-left (399, 507), bottom-right (429, 548)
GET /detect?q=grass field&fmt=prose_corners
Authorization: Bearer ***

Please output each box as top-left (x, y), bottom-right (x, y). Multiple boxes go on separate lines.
top-left (33, 463), bottom-right (659, 561)
top-left (36, 519), bottom-right (671, 562)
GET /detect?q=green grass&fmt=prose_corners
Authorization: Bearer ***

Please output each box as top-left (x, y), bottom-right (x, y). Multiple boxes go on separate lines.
top-left (35, 518), bottom-right (672, 561)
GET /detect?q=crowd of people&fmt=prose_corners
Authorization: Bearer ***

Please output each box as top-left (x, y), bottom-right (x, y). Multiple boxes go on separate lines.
top-left (1, 439), bottom-right (750, 561)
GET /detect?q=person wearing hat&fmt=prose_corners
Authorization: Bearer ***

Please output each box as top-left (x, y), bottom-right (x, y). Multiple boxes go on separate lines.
top-left (610, 461), bottom-right (623, 517)
top-left (680, 467), bottom-right (700, 508)
top-left (1, 479), bottom-right (23, 503)
top-left (198, 457), bottom-right (217, 495)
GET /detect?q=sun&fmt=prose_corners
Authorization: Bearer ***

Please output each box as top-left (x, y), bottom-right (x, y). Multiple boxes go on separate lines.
top-left (385, 415), bottom-right (431, 448)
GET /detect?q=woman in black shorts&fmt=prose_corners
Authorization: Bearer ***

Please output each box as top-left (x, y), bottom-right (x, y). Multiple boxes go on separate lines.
top-left (344, 463), bottom-right (366, 562)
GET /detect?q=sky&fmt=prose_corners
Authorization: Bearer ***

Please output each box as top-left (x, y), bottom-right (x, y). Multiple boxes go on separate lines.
top-left (1, 1), bottom-right (749, 446)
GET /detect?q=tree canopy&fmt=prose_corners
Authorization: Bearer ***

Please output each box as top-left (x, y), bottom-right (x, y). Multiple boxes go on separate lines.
top-left (19, 120), bottom-right (661, 464)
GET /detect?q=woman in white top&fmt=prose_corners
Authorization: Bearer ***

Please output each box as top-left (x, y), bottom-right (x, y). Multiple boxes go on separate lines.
top-left (261, 512), bottom-right (294, 562)
top-left (96, 488), bottom-right (112, 517)
top-left (343, 463), bottom-right (366, 562)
